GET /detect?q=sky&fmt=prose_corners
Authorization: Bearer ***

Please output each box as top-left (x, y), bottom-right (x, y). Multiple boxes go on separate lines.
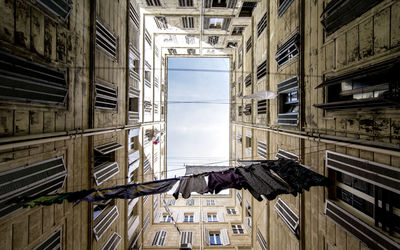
top-left (166, 57), bottom-right (230, 179)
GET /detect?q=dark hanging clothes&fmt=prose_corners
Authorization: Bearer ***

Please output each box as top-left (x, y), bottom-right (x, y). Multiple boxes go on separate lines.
top-left (208, 169), bottom-right (247, 194)
top-left (173, 175), bottom-right (209, 199)
top-left (267, 158), bottom-right (331, 192)
top-left (235, 164), bottom-right (295, 201)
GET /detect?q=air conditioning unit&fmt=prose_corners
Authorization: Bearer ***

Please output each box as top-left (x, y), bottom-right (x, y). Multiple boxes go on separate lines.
top-left (180, 243), bottom-right (192, 250)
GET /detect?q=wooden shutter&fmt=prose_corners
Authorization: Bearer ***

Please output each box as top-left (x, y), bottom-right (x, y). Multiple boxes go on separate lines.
top-left (93, 162), bottom-right (120, 186)
top-left (274, 198), bottom-right (299, 236)
top-left (0, 157), bottom-right (67, 219)
top-left (0, 50), bottom-right (68, 105)
top-left (275, 148), bottom-right (299, 161)
top-left (257, 228), bottom-right (268, 250)
top-left (204, 228), bottom-right (210, 245)
top-left (180, 231), bottom-right (193, 244)
top-left (194, 212), bottom-right (200, 222)
top-left (96, 20), bottom-right (117, 59)
top-left (278, 0), bottom-right (294, 17)
top-left (93, 205), bottom-right (119, 241)
top-left (32, 228), bottom-right (62, 250)
top-left (217, 212), bottom-right (224, 222)
top-left (95, 142), bottom-right (123, 155)
top-left (220, 229), bottom-right (230, 246)
top-left (275, 32), bottom-right (299, 66)
top-left (37, 0), bottom-right (72, 20)
top-left (101, 232), bottom-right (122, 250)
top-left (203, 212), bottom-right (208, 222)
top-left (95, 82), bottom-right (118, 110)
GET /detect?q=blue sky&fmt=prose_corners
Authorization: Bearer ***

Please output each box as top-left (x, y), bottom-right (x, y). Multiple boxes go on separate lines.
top-left (167, 57), bottom-right (230, 178)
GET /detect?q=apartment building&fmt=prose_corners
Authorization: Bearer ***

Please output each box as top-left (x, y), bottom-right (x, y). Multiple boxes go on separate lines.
top-left (0, 0), bottom-right (399, 250)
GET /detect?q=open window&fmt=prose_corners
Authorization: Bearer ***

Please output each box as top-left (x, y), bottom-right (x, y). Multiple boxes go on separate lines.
top-left (315, 59), bottom-right (400, 111)
top-left (325, 150), bottom-right (400, 248)
top-left (239, 2), bottom-right (257, 17)
top-left (94, 141), bottom-right (122, 186)
top-left (277, 76), bottom-right (299, 126)
top-left (275, 32), bottom-right (299, 67)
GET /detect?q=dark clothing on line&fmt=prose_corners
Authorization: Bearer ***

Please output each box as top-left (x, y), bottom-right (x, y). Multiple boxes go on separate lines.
top-left (208, 169), bottom-right (247, 194)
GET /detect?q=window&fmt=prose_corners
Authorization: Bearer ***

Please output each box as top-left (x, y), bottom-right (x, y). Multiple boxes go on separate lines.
top-left (278, 0), bottom-right (294, 17)
top-left (0, 157), bottom-right (67, 219)
top-left (274, 198), bottom-right (299, 236)
top-left (321, 0), bottom-right (382, 35)
top-left (236, 192), bottom-right (243, 206)
top-left (257, 60), bottom-right (267, 80)
top-left (246, 36), bottom-right (252, 53)
top-left (205, 0), bottom-right (237, 8)
top-left (206, 229), bottom-right (230, 246)
top-left (186, 199), bottom-right (195, 206)
top-left (94, 142), bottom-right (122, 186)
top-left (239, 2), bottom-right (257, 17)
top-left (245, 200), bottom-right (252, 217)
top-left (143, 195), bottom-right (149, 204)
top-left (326, 150), bottom-right (400, 243)
top-left (208, 213), bottom-right (218, 222)
top-left (143, 158), bottom-right (151, 173)
top-left (143, 213), bottom-right (150, 232)
top-left (129, 49), bottom-right (140, 81)
top-left (184, 214), bottom-right (194, 222)
top-left (232, 225), bottom-right (244, 234)
top-left (154, 16), bottom-right (168, 29)
top-left (275, 148), bottom-right (299, 161)
top-left (146, 0), bottom-right (161, 7)
top-left (206, 199), bottom-right (215, 206)
top-left (168, 48), bottom-right (177, 55)
top-left (257, 100), bottom-right (267, 114)
top-left (179, 0), bottom-right (193, 7)
top-left (232, 26), bottom-right (245, 35)
top-left (93, 202), bottom-right (119, 240)
top-left (153, 196), bottom-right (158, 210)
top-left (185, 35), bottom-right (195, 44)
top-left (94, 82), bottom-right (118, 110)
top-left (277, 76), bottom-right (299, 126)
top-left (238, 45), bottom-right (243, 68)
top-left (152, 230), bottom-right (167, 246)
top-left (257, 141), bottom-right (267, 159)
top-left (0, 50), bottom-right (68, 105)
top-left (275, 32), bottom-right (299, 67)
top-left (101, 232), bottom-right (122, 250)
top-left (128, 96), bottom-right (139, 121)
top-left (32, 228), bottom-right (62, 250)
top-left (209, 18), bottom-right (223, 29)
top-left (226, 208), bottom-right (237, 215)
top-left (209, 232), bottom-right (221, 245)
top-left (208, 36), bottom-right (219, 46)
top-left (257, 12), bottom-right (267, 37)
top-left (144, 101), bottom-right (152, 113)
top-left (36, 0), bottom-right (72, 20)
top-left (96, 20), bottom-right (117, 59)
top-left (257, 228), bottom-right (268, 250)
top-left (167, 198), bottom-right (176, 206)
top-left (162, 214), bottom-right (171, 223)
top-left (315, 59), bottom-right (400, 111)
top-left (245, 136), bottom-right (252, 149)
top-left (182, 16), bottom-right (194, 28)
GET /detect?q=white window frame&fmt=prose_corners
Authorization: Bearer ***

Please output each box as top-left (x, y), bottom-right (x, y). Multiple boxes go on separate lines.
top-left (226, 208), bottom-right (237, 215)
top-left (232, 224), bottom-right (244, 234)
top-left (207, 213), bottom-right (218, 222)
top-left (206, 199), bottom-right (215, 206)
top-left (184, 214), bottom-right (194, 222)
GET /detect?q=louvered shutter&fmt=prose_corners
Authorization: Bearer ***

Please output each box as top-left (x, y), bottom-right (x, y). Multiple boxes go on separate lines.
top-left (203, 212), bottom-right (208, 222)
top-left (177, 212), bottom-right (184, 223)
top-left (0, 50), bottom-right (68, 105)
top-left (101, 232), bottom-right (122, 250)
top-left (94, 142), bottom-right (123, 155)
top-left (93, 205), bottom-right (119, 240)
top-left (0, 157), bottom-right (67, 219)
top-left (152, 231), bottom-right (160, 246)
top-left (180, 231), bottom-right (193, 244)
top-left (159, 231), bottom-right (167, 246)
top-left (95, 82), bottom-right (118, 110)
top-left (154, 212), bottom-right (161, 223)
top-left (93, 162), bottom-right (120, 186)
top-left (220, 229), bottom-right (230, 246)
top-left (217, 212), bottom-right (224, 222)
top-left (204, 228), bottom-right (210, 245)
top-left (274, 198), bottom-right (299, 236)
top-left (194, 212), bottom-right (200, 222)
top-left (32, 228), bottom-right (62, 250)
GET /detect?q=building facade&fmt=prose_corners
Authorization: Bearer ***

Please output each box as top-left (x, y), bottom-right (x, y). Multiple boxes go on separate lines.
top-left (0, 0), bottom-right (399, 250)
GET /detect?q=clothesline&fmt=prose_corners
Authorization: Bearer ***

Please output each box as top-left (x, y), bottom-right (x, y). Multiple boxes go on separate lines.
top-left (18, 158), bottom-right (331, 208)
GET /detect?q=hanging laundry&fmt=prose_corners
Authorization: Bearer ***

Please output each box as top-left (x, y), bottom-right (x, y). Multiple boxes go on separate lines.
top-left (267, 158), bottom-right (331, 193)
top-left (235, 164), bottom-right (296, 201)
top-left (208, 169), bottom-right (247, 194)
top-left (173, 175), bottom-right (209, 199)
top-left (22, 178), bottom-right (178, 207)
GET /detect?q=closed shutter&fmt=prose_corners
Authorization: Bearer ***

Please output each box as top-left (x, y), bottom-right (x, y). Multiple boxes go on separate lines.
top-left (0, 157), bottom-right (67, 219)
top-left (101, 232), bottom-right (121, 250)
top-left (93, 205), bottom-right (119, 241)
top-left (203, 212), bottom-right (208, 222)
top-left (95, 82), bottom-right (118, 110)
top-left (96, 20), bottom-right (117, 59)
top-left (152, 231), bottom-right (160, 246)
top-left (154, 212), bottom-right (162, 223)
top-left (204, 228), bottom-right (210, 245)
top-left (194, 212), bottom-right (200, 222)
top-left (275, 148), bottom-right (299, 161)
top-left (0, 50), bottom-right (68, 105)
top-left (37, 0), bottom-right (72, 20)
top-left (129, 3), bottom-right (140, 28)
top-left (180, 231), bottom-right (193, 244)
top-left (257, 141), bottom-right (267, 159)
top-left (257, 228), bottom-right (267, 250)
top-left (257, 12), bottom-right (267, 37)
top-left (159, 230), bottom-right (167, 246)
top-left (220, 229), bottom-right (230, 246)
top-left (177, 212), bottom-right (184, 223)
top-left (32, 228), bottom-right (62, 250)
top-left (278, 0), bottom-right (294, 17)
top-left (275, 32), bottom-right (299, 66)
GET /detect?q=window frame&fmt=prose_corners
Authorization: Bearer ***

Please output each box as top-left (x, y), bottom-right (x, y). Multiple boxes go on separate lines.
top-left (232, 224), bottom-right (245, 234)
